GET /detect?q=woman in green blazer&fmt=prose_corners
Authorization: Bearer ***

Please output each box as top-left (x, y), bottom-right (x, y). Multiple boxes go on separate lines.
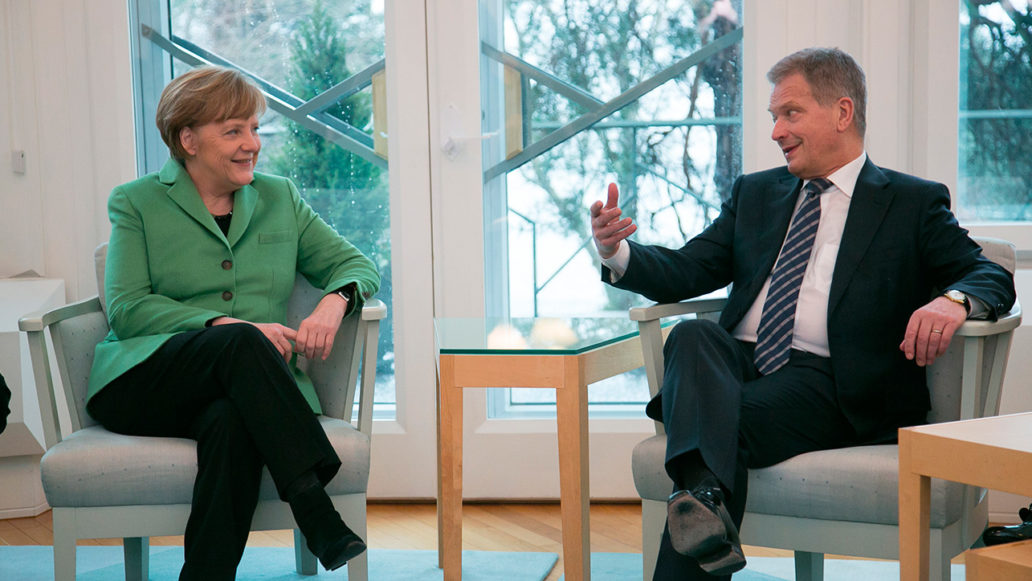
top-left (86, 66), bottom-right (380, 580)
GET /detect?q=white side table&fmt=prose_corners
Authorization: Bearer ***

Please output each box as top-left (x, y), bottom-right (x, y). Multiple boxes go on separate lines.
top-left (0, 277), bottom-right (64, 519)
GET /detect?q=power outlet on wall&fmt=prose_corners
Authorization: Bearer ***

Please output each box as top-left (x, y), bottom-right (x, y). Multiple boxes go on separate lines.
top-left (11, 150), bottom-right (26, 174)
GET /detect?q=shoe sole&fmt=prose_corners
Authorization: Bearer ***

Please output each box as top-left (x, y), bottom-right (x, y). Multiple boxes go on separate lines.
top-left (697, 542), bottom-right (747, 576)
top-left (667, 490), bottom-right (731, 558)
top-left (667, 490), bottom-right (747, 574)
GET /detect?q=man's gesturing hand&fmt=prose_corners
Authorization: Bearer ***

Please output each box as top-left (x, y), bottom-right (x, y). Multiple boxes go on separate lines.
top-left (589, 182), bottom-right (637, 259)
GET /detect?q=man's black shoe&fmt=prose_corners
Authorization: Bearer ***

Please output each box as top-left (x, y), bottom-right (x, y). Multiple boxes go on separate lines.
top-left (982, 520), bottom-right (1032, 546)
top-left (667, 486), bottom-right (746, 575)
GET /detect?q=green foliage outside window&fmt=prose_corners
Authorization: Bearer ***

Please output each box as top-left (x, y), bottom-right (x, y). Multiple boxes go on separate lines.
top-left (264, 0), bottom-right (394, 384)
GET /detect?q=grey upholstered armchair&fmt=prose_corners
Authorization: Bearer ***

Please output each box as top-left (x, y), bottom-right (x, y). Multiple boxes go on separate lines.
top-left (19, 243), bottom-right (385, 581)
top-left (629, 237), bottom-right (1022, 581)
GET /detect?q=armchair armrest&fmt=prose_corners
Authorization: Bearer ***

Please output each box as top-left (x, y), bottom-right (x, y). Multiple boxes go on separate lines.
top-left (955, 301), bottom-right (1022, 337)
top-left (19, 296), bottom-right (104, 332)
top-left (361, 298), bottom-right (387, 321)
top-left (631, 297), bottom-right (729, 436)
top-left (18, 296), bottom-right (106, 449)
top-left (952, 301), bottom-right (1022, 421)
top-left (355, 299), bottom-right (385, 436)
top-left (629, 297), bottom-right (728, 323)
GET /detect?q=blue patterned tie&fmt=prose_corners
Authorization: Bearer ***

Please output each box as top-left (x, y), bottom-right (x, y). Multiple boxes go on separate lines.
top-left (754, 178), bottom-right (834, 375)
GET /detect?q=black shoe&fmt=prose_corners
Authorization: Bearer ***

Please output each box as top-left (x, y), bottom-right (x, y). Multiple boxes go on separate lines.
top-left (982, 520), bottom-right (1032, 546)
top-left (289, 484), bottom-right (368, 570)
top-left (312, 526), bottom-right (367, 571)
top-left (667, 486), bottom-right (746, 575)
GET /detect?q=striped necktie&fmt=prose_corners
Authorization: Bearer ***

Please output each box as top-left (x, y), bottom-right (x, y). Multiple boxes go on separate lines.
top-left (754, 178), bottom-right (834, 375)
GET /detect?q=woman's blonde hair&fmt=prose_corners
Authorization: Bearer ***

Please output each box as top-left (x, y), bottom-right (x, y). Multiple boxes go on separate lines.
top-left (155, 66), bottom-right (267, 161)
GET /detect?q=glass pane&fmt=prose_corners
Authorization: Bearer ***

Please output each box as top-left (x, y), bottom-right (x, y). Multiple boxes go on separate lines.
top-left (480, 0), bottom-right (743, 409)
top-left (958, 0), bottom-right (1032, 220)
top-left (169, 0), bottom-right (396, 410)
top-left (435, 315), bottom-right (658, 354)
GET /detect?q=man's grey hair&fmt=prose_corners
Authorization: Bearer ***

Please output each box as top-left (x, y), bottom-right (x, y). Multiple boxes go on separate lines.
top-left (767, 47), bottom-right (867, 137)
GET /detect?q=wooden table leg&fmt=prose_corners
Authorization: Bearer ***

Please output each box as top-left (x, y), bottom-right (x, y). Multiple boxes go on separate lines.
top-left (438, 355), bottom-right (463, 580)
top-left (556, 356), bottom-right (590, 581)
top-left (899, 430), bottom-right (930, 581)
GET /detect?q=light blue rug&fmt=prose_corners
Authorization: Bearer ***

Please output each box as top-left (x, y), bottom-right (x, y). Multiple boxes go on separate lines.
top-left (568, 553), bottom-right (967, 580)
top-left (0, 546), bottom-right (558, 580)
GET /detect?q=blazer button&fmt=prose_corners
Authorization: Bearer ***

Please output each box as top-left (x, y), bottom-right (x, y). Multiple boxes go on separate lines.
top-left (222, 291), bottom-right (233, 301)
top-left (221, 260), bottom-right (233, 270)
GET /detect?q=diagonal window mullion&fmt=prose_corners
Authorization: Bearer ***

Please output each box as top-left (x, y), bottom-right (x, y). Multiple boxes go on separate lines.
top-left (142, 25), bottom-right (385, 168)
top-left (294, 59), bottom-right (385, 117)
top-left (481, 42), bottom-right (603, 110)
top-left (483, 26), bottom-right (743, 183)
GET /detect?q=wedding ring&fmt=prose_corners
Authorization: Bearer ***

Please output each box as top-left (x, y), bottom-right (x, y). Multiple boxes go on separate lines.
top-left (931, 329), bottom-right (943, 334)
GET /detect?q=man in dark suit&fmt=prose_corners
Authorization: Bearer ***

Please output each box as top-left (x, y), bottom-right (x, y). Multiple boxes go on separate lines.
top-left (589, 48), bottom-right (1015, 579)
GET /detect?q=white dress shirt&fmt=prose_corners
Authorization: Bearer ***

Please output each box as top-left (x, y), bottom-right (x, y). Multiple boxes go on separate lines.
top-left (730, 154), bottom-right (868, 356)
top-left (601, 152), bottom-right (868, 357)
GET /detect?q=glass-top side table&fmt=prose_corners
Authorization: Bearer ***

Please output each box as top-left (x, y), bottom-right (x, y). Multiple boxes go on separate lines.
top-left (433, 315), bottom-right (656, 581)
top-left (435, 316), bottom-right (644, 355)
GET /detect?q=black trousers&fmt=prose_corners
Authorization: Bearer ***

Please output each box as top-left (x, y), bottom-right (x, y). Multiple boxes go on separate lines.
top-left (87, 324), bottom-right (341, 581)
top-left (651, 319), bottom-right (858, 581)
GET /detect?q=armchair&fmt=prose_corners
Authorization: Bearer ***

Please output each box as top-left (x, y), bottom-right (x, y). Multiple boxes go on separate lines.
top-left (630, 237), bottom-right (1021, 580)
top-left (19, 243), bottom-right (385, 581)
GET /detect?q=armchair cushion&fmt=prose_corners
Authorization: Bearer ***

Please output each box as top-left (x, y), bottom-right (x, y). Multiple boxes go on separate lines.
top-left (633, 435), bottom-right (968, 529)
top-left (41, 416), bottom-right (369, 507)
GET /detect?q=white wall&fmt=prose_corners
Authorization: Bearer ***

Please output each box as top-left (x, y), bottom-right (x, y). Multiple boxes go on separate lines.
top-left (0, 0), bottom-right (135, 300)
top-left (744, 0), bottom-right (956, 181)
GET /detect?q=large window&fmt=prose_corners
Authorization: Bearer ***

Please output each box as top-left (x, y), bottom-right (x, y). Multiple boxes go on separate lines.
top-left (479, 0), bottom-right (743, 414)
top-left (132, 0), bottom-right (396, 414)
top-left (958, 0), bottom-right (1032, 221)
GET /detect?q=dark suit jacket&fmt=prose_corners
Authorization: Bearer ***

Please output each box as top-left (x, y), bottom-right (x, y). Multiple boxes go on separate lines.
top-left (606, 159), bottom-right (1016, 440)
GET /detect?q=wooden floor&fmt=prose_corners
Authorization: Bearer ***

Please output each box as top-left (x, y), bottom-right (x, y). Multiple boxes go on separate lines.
top-left (0, 502), bottom-right (746, 580)
top-left (0, 502), bottom-right (952, 580)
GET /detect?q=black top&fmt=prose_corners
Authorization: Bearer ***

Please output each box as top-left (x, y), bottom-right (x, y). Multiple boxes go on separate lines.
top-left (213, 212), bottom-right (232, 236)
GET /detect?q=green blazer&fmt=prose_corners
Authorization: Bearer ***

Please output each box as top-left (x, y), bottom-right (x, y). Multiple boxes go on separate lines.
top-left (89, 158), bottom-right (381, 412)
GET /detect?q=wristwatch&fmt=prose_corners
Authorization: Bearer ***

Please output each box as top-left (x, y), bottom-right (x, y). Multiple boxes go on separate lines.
top-left (943, 289), bottom-right (970, 313)
top-left (336, 287), bottom-right (354, 303)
